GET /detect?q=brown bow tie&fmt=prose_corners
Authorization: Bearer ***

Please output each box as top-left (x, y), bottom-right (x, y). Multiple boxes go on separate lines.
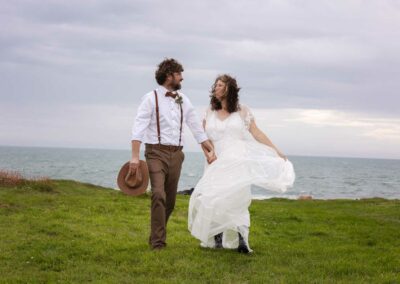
top-left (165, 91), bottom-right (177, 99)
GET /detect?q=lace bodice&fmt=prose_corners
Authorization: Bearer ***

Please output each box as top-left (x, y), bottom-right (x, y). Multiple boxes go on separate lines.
top-left (204, 104), bottom-right (255, 143)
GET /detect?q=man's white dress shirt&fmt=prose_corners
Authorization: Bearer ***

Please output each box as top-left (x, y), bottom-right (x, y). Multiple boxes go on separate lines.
top-left (131, 86), bottom-right (208, 146)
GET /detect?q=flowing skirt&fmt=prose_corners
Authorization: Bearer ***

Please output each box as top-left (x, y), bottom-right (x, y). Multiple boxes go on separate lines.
top-left (188, 138), bottom-right (295, 250)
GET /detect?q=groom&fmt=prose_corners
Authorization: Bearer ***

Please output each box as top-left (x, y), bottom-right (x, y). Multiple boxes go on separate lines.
top-left (130, 58), bottom-right (216, 250)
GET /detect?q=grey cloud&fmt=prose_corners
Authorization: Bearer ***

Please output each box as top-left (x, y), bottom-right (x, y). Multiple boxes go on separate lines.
top-left (1, 0), bottom-right (400, 116)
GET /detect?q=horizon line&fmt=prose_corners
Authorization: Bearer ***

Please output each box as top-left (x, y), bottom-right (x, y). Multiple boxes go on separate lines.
top-left (1, 144), bottom-right (399, 161)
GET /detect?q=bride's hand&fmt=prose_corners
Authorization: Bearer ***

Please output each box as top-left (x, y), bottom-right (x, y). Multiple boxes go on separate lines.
top-left (277, 151), bottom-right (287, 161)
top-left (206, 150), bottom-right (217, 164)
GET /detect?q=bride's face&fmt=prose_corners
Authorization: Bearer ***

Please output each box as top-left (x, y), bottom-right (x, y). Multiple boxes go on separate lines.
top-left (214, 80), bottom-right (227, 101)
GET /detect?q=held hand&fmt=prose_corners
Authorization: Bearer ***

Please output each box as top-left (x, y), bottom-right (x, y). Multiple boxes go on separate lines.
top-left (201, 140), bottom-right (217, 164)
top-left (206, 150), bottom-right (217, 164)
top-left (277, 151), bottom-right (287, 161)
top-left (201, 140), bottom-right (213, 153)
top-left (129, 157), bottom-right (140, 172)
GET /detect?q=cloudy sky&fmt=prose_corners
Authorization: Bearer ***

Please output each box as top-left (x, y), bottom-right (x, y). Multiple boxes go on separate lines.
top-left (1, 0), bottom-right (399, 159)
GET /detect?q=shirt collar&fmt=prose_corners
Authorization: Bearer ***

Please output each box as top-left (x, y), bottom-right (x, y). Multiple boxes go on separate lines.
top-left (158, 85), bottom-right (180, 97)
top-left (159, 85), bottom-right (170, 96)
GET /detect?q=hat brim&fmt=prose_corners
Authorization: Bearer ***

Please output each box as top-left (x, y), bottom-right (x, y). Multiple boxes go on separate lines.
top-left (117, 160), bottom-right (149, 196)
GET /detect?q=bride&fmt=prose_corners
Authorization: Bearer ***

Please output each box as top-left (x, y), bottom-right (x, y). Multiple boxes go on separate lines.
top-left (188, 74), bottom-right (295, 253)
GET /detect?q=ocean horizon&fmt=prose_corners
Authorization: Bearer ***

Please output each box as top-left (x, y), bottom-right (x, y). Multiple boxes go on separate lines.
top-left (1, 145), bottom-right (399, 200)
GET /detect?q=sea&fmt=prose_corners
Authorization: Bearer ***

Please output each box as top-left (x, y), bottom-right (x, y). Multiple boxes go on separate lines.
top-left (0, 146), bottom-right (399, 200)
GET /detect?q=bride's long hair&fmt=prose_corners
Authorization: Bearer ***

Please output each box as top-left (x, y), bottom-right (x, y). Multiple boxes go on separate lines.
top-left (210, 74), bottom-right (240, 113)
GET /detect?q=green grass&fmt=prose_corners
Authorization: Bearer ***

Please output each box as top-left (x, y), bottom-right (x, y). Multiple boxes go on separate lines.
top-left (1, 180), bottom-right (399, 283)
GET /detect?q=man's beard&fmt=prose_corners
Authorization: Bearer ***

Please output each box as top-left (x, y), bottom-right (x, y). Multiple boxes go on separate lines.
top-left (171, 81), bottom-right (182, 91)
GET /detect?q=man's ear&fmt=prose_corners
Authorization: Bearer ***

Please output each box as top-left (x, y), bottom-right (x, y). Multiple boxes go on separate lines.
top-left (165, 73), bottom-right (173, 83)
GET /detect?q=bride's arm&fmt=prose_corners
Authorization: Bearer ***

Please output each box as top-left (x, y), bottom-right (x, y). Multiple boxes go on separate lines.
top-left (249, 120), bottom-right (287, 160)
top-left (201, 119), bottom-right (208, 156)
top-left (201, 119), bottom-right (217, 163)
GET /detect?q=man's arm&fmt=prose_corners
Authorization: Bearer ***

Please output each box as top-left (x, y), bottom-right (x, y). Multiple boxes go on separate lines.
top-left (201, 139), bottom-right (217, 164)
top-left (200, 119), bottom-right (216, 163)
top-left (130, 140), bottom-right (142, 171)
top-left (184, 100), bottom-right (216, 163)
top-left (130, 94), bottom-right (153, 171)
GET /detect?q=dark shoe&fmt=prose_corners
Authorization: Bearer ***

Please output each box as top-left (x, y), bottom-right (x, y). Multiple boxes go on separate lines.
top-left (152, 245), bottom-right (165, 251)
top-left (237, 233), bottom-right (250, 254)
top-left (214, 233), bottom-right (223, 249)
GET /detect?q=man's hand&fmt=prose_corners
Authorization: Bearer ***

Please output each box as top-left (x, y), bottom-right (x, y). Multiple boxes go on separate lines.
top-left (201, 140), bottom-right (217, 164)
top-left (201, 140), bottom-right (213, 152)
top-left (206, 150), bottom-right (217, 164)
top-left (129, 157), bottom-right (140, 172)
top-left (130, 140), bottom-right (141, 172)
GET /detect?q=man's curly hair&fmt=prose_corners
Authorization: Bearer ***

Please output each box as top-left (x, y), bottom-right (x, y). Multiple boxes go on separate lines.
top-left (155, 58), bottom-right (184, 85)
top-left (210, 74), bottom-right (241, 113)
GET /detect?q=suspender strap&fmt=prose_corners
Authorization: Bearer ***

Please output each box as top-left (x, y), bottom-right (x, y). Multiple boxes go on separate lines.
top-left (153, 90), bottom-right (183, 147)
top-left (178, 103), bottom-right (183, 146)
top-left (154, 90), bottom-right (161, 145)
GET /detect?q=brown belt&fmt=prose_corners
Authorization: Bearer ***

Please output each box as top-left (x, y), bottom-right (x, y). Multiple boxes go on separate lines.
top-left (145, 143), bottom-right (183, 152)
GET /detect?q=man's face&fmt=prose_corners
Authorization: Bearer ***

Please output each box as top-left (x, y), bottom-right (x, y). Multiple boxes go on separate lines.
top-left (168, 72), bottom-right (183, 91)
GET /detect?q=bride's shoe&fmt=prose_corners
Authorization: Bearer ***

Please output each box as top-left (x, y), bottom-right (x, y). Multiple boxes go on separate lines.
top-left (214, 233), bottom-right (223, 249)
top-left (237, 233), bottom-right (250, 254)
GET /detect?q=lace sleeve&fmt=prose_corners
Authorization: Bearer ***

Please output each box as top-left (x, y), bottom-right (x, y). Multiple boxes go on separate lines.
top-left (239, 104), bottom-right (255, 130)
top-left (203, 105), bottom-right (212, 121)
top-left (201, 106), bottom-right (212, 130)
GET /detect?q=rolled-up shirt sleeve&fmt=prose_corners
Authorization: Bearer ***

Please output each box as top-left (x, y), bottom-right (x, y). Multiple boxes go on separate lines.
top-left (184, 98), bottom-right (208, 144)
top-left (131, 95), bottom-right (153, 141)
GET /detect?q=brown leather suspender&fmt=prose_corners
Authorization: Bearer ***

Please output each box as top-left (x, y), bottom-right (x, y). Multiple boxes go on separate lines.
top-left (154, 90), bottom-right (183, 146)
top-left (154, 90), bottom-right (161, 145)
top-left (179, 103), bottom-right (183, 146)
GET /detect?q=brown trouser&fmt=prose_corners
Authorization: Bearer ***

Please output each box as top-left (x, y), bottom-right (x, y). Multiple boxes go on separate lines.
top-left (145, 143), bottom-right (184, 248)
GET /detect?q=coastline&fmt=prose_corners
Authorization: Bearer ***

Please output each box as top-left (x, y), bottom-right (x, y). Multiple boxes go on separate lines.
top-left (1, 146), bottom-right (400, 200)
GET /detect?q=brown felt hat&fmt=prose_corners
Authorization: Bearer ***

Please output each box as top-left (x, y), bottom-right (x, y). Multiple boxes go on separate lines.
top-left (117, 160), bottom-right (149, 196)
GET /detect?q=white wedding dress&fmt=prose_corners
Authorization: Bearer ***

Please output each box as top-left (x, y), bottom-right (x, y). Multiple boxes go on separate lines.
top-left (188, 105), bottom-right (295, 251)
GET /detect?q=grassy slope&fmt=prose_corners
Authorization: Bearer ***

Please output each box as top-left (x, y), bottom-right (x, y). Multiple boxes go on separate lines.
top-left (0, 180), bottom-right (399, 283)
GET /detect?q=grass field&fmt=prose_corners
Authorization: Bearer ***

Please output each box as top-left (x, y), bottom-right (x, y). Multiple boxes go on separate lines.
top-left (1, 179), bottom-right (399, 283)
